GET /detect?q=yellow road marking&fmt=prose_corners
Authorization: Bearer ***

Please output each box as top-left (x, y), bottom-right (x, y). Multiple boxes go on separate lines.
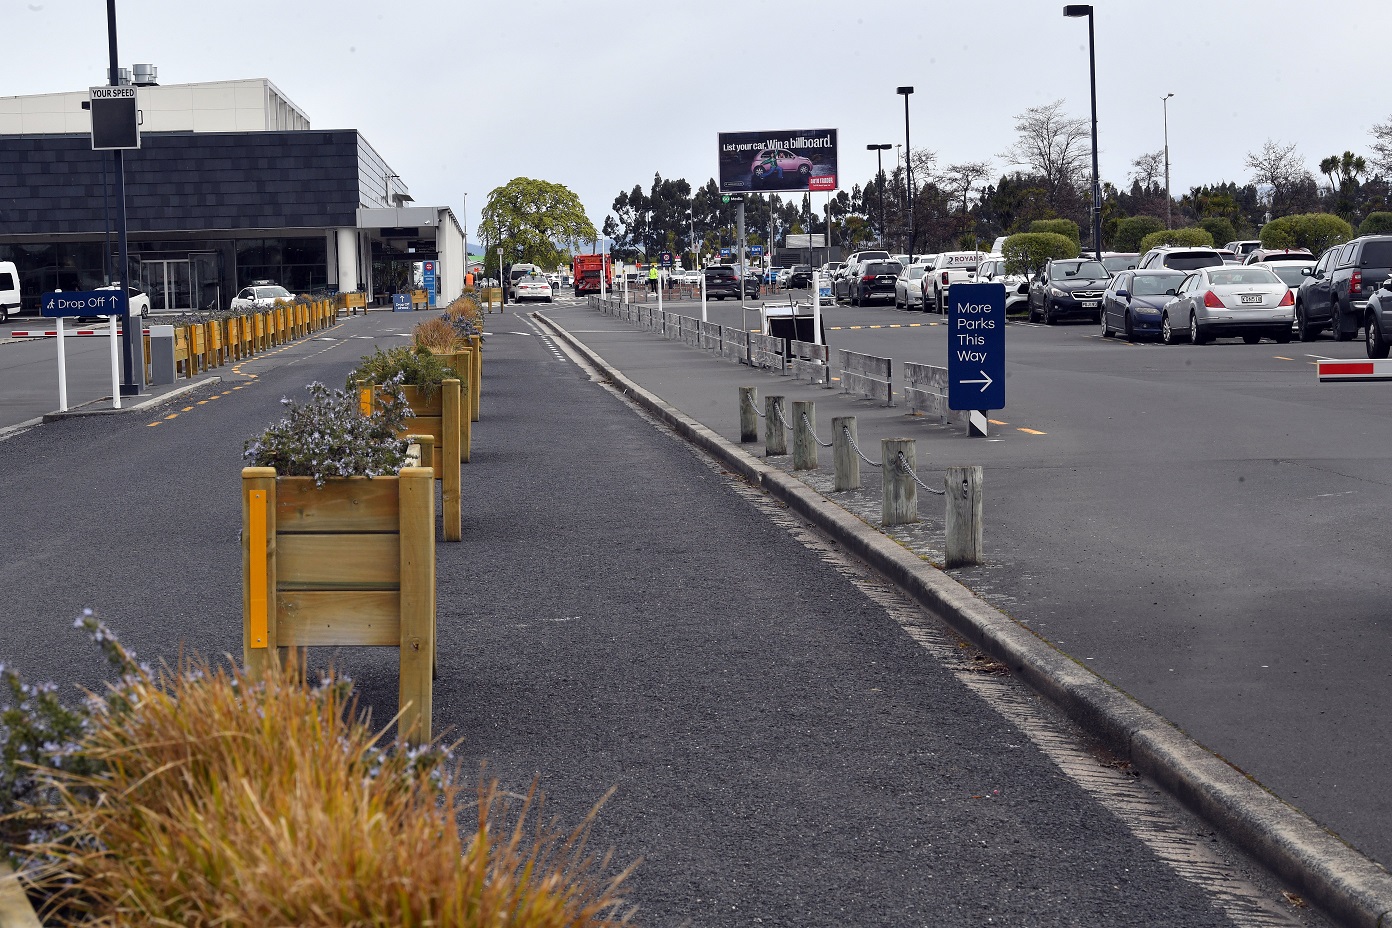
top-left (1273, 355), bottom-right (1293, 361)
top-left (208, 395), bottom-right (220, 400)
top-left (989, 419), bottom-right (1008, 425)
top-left (182, 406), bottom-right (194, 411)
top-left (164, 413), bottom-right (178, 420)
top-left (146, 421), bottom-right (160, 427)
top-left (1017, 427), bottom-right (1046, 435)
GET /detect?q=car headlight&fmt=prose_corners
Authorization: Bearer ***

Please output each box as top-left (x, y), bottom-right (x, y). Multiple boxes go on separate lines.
top-left (1051, 287), bottom-right (1067, 297)
top-left (1133, 304), bottom-right (1161, 315)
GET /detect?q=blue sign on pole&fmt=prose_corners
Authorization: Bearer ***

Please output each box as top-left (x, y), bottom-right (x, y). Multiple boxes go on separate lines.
top-left (422, 261), bottom-right (437, 308)
top-left (41, 290), bottom-right (128, 317)
top-left (660, 251), bottom-right (673, 268)
top-left (720, 247), bottom-right (732, 259)
top-left (392, 293), bottom-right (412, 312)
top-left (947, 282), bottom-right (1006, 412)
top-left (749, 245), bottom-right (764, 257)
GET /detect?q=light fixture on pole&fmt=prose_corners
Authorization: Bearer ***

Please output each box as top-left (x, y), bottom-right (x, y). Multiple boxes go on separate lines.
top-left (1063, 4), bottom-right (1102, 260)
top-left (896, 87), bottom-right (915, 257)
top-left (1162, 93), bottom-right (1174, 229)
top-left (867, 143), bottom-right (892, 249)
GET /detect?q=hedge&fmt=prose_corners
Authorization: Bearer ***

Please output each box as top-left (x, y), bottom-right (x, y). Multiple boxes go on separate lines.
top-left (1002, 232), bottom-right (1078, 278)
top-left (1359, 212), bottom-right (1392, 236)
top-left (1259, 213), bottom-right (1353, 254)
top-left (1199, 217), bottom-right (1238, 249)
top-left (1138, 227), bottom-right (1215, 253)
top-left (1029, 218), bottom-right (1080, 244)
top-left (1112, 216), bottom-right (1164, 253)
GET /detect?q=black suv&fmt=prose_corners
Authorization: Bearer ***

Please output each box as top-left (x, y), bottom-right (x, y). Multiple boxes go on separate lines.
top-left (1325, 235), bottom-right (1392, 341)
top-left (1027, 258), bottom-right (1111, 324)
top-left (847, 260), bottom-right (903, 306)
top-left (703, 266), bottom-right (741, 300)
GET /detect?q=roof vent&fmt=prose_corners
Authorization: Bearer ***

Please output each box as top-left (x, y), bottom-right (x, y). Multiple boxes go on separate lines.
top-left (131, 64), bottom-right (158, 86)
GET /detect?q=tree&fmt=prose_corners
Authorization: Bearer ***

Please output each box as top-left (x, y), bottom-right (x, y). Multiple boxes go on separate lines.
top-left (1002, 232), bottom-right (1077, 278)
top-left (1029, 218), bottom-right (1079, 244)
top-left (1370, 118), bottom-right (1392, 176)
top-left (1319, 151), bottom-right (1368, 193)
top-left (1138, 227), bottom-right (1214, 253)
top-left (1259, 213), bottom-right (1354, 253)
top-left (1244, 140), bottom-right (1315, 218)
top-left (1360, 212), bottom-right (1392, 235)
top-left (999, 100), bottom-right (1091, 205)
top-left (1112, 216), bottom-right (1165, 253)
top-left (1198, 217), bottom-right (1237, 249)
top-left (477, 177), bottom-right (596, 275)
top-left (939, 161), bottom-right (992, 220)
top-left (1129, 150), bottom-right (1165, 190)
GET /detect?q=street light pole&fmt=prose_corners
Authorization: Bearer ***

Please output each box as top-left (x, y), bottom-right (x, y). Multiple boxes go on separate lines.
top-left (1064, 5), bottom-right (1102, 260)
top-left (867, 143), bottom-right (891, 249)
top-left (1162, 93), bottom-right (1174, 229)
top-left (896, 87), bottom-right (915, 258)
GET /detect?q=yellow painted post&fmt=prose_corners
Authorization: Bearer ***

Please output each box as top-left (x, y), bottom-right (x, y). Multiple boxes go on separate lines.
top-left (241, 467), bottom-right (279, 677)
top-left (397, 467), bottom-right (435, 746)
top-left (442, 378), bottom-right (461, 542)
top-left (467, 335), bottom-right (482, 422)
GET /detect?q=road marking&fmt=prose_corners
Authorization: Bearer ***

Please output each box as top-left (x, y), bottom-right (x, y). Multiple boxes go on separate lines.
top-left (1017, 427), bottom-right (1047, 435)
top-left (826, 322), bottom-right (930, 331)
top-left (988, 419), bottom-right (1008, 426)
top-left (182, 406), bottom-right (194, 412)
top-left (164, 413), bottom-right (177, 420)
top-left (146, 421), bottom-right (160, 427)
top-left (1273, 356), bottom-right (1293, 361)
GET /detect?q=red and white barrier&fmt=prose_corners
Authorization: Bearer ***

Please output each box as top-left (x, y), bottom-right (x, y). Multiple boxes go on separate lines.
top-left (10, 328), bottom-right (151, 338)
top-left (1317, 359), bottom-right (1392, 382)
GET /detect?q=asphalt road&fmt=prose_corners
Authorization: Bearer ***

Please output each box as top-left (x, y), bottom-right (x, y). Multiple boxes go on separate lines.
top-left (546, 289), bottom-right (1392, 875)
top-left (0, 318), bottom-right (135, 424)
top-left (0, 305), bottom-right (1328, 926)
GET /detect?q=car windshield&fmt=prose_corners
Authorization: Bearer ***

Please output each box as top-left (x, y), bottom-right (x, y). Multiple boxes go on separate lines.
top-left (1209, 268), bottom-right (1280, 286)
top-left (1102, 255), bottom-right (1137, 272)
top-left (1053, 261), bottom-right (1107, 278)
top-left (857, 251), bottom-right (890, 261)
top-left (254, 286), bottom-right (290, 299)
top-left (907, 267), bottom-right (926, 279)
top-left (1131, 275), bottom-right (1182, 296)
top-left (1360, 241), bottom-right (1392, 267)
top-left (706, 268), bottom-right (735, 280)
top-left (1266, 265), bottom-right (1308, 287)
top-left (1164, 252), bottom-right (1223, 271)
top-left (865, 262), bottom-right (901, 275)
top-left (521, 275), bottom-right (547, 283)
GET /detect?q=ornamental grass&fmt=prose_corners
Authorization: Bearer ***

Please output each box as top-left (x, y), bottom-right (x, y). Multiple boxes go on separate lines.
top-left (413, 316), bottom-right (463, 353)
top-left (18, 635), bottom-right (633, 927)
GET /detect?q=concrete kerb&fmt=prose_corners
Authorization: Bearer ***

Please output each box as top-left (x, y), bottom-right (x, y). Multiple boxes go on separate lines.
top-left (534, 310), bottom-right (1392, 928)
top-left (41, 376), bottom-right (222, 422)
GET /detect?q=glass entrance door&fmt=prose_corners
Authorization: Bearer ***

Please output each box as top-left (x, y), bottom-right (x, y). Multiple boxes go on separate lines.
top-left (140, 262), bottom-right (168, 311)
top-left (139, 260), bottom-right (194, 312)
top-left (189, 253), bottom-right (220, 312)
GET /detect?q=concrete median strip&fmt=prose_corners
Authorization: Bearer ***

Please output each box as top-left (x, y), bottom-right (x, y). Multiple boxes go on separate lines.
top-left (534, 310), bottom-right (1392, 928)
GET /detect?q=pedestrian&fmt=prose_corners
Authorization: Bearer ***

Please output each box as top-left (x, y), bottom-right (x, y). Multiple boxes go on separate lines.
top-left (647, 264), bottom-right (658, 293)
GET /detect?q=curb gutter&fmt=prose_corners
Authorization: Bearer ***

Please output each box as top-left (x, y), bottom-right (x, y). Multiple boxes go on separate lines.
top-left (535, 310), bottom-right (1392, 928)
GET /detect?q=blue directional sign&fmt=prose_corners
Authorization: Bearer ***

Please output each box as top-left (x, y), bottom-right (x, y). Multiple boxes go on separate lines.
top-left (720, 247), bottom-right (732, 259)
top-left (422, 260), bottom-right (437, 308)
top-left (392, 293), bottom-right (412, 312)
top-left (749, 245), bottom-right (764, 257)
top-left (41, 290), bottom-right (128, 317)
top-left (947, 282), bottom-right (1006, 411)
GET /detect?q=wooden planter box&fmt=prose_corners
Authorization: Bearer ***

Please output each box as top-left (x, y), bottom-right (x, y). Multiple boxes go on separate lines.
top-left (357, 380), bottom-right (463, 543)
top-left (241, 467), bottom-right (436, 745)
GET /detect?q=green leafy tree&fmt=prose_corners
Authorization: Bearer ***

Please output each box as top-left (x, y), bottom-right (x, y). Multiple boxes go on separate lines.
top-left (1002, 232), bottom-right (1077, 278)
top-left (478, 177), bottom-right (596, 275)
top-left (1112, 216), bottom-right (1165, 253)
top-left (1360, 212), bottom-right (1392, 235)
top-left (1139, 227), bottom-right (1214, 252)
top-left (1198, 217), bottom-right (1237, 249)
top-left (1259, 213), bottom-right (1354, 253)
top-left (1029, 218), bottom-right (1080, 244)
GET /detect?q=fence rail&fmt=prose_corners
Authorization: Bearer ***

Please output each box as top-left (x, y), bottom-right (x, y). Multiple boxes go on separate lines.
top-left (836, 348), bottom-right (893, 405)
top-left (789, 338), bottom-right (830, 386)
top-left (903, 361), bottom-right (961, 424)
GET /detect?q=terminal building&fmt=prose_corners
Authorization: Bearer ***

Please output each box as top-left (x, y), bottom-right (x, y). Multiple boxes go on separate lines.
top-left (0, 73), bottom-right (465, 314)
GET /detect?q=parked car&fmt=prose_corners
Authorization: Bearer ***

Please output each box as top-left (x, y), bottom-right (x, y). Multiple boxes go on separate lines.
top-left (1224, 240), bottom-right (1263, 262)
top-left (508, 263), bottom-right (542, 298)
top-left (975, 256), bottom-right (1030, 314)
top-left (76, 284), bottom-right (151, 323)
top-left (703, 265), bottom-right (741, 300)
top-left (1027, 258), bottom-right (1110, 324)
top-left (1159, 265), bottom-right (1294, 345)
top-left (894, 263), bottom-right (931, 310)
top-left (846, 259), bottom-right (902, 306)
top-left (1325, 236), bottom-right (1392, 341)
top-left (1295, 246), bottom-right (1340, 341)
top-left (1215, 249), bottom-right (1242, 265)
top-left (924, 251), bottom-right (986, 313)
top-left (834, 253), bottom-right (890, 301)
top-left (1099, 270), bottom-right (1185, 341)
top-left (1243, 248), bottom-right (1313, 266)
top-left (230, 282), bottom-right (293, 311)
top-left (0, 261), bottom-right (18, 321)
top-left (1137, 246), bottom-right (1226, 272)
top-left (513, 273), bottom-right (554, 303)
top-left (1250, 260), bottom-right (1311, 295)
top-left (1100, 252), bottom-right (1139, 274)
top-left (1361, 273), bottom-right (1392, 357)
top-left (787, 265), bottom-right (813, 289)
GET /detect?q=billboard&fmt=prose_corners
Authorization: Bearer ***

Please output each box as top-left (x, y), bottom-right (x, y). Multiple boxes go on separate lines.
top-left (718, 128), bottom-right (837, 193)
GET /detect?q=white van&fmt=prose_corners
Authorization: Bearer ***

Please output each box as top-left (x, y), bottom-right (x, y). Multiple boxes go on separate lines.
top-left (0, 261), bottom-right (19, 321)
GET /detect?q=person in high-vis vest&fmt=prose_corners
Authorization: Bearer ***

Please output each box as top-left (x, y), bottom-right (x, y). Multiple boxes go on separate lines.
top-left (647, 264), bottom-right (659, 293)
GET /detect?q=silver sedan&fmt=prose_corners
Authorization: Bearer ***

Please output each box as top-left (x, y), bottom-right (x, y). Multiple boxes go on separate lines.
top-left (1160, 266), bottom-right (1295, 345)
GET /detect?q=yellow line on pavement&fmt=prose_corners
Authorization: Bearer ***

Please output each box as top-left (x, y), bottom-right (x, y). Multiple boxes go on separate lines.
top-left (1273, 355), bottom-right (1293, 360)
top-left (1017, 427), bottom-right (1047, 435)
top-left (989, 419), bottom-right (1008, 425)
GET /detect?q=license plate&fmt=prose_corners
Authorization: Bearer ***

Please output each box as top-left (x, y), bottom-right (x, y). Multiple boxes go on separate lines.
top-left (1081, 300), bottom-right (1098, 309)
top-left (1241, 294), bottom-right (1263, 305)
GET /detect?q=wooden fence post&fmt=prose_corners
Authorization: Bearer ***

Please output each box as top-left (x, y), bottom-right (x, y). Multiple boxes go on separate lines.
top-left (881, 438), bottom-right (917, 526)
top-left (398, 466), bottom-right (436, 745)
top-left (833, 416), bottom-right (859, 490)
top-left (792, 400), bottom-right (817, 471)
top-left (739, 386), bottom-right (758, 443)
top-left (765, 395), bottom-right (786, 456)
top-left (944, 465), bottom-right (984, 568)
top-left (467, 334), bottom-right (482, 422)
top-left (442, 378), bottom-right (462, 542)
top-left (241, 467), bottom-right (279, 678)
top-left (456, 350), bottom-right (473, 463)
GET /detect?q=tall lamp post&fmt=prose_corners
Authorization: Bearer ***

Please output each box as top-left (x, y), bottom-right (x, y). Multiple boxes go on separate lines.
top-left (866, 143), bottom-right (892, 249)
top-left (1162, 93), bottom-right (1174, 229)
top-left (1063, 5), bottom-right (1102, 260)
top-left (896, 87), bottom-right (915, 257)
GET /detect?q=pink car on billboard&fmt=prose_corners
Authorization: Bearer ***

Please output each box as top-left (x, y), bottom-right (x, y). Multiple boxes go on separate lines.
top-left (751, 148), bottom-right (814, 183)
top-left (718, 128), bottom-right (838, 193)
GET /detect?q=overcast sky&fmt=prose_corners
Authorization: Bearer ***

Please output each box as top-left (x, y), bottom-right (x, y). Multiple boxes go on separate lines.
top-left (13, 0), bottom-right (1389, 247)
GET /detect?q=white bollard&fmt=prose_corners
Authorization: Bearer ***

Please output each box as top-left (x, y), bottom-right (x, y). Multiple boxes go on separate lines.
top-left (107, 313), bottom-right (121, 410)
top-left (55, 315), bottom-right (67, 412)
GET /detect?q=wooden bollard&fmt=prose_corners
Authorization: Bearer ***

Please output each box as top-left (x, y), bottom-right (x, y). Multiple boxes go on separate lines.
top-left (792, 400), bottom-right (817, 470)
top-left (407, 434), bottom-right (435, 470)
top-left (944, 465), bottom-right (984, 568)
top-left (765, 395), bottom-right (787, 456)
top-left (739, 386), bottom-right (758, 443)
top-left (881, 438), bottom-right (917, 526)
top-left (833, 415), bottom-right (858, 490)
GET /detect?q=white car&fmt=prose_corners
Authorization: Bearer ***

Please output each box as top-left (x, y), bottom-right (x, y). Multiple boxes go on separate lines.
top-left (924, 251), bottom-right (987, 313)
top-left (230, 283), bottom-right (293, 311)
top-left (975, 256), bottom-right (1030, 314)
top-left (894, 263), bottom-right (931, 309)
top-left (513, 274), bottom-right (554, 303)
top-left (76, 284), bottom-right (150, 322)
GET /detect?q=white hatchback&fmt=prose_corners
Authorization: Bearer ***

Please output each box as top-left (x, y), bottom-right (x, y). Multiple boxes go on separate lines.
top-left (230, 284), bottom-right (293, 312)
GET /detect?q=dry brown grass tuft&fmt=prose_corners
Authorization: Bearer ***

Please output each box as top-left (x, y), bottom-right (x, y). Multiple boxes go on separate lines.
top-left (445, 294), bottom-right (485, 328)
top-left (25, 656), bottom-right (634, 927)
top-left (413, 315), bottom-right (463, 352)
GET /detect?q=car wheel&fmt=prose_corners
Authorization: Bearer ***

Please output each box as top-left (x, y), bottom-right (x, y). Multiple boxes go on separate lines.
top-left (1044, 298), bottom-right (1056, 325)
top-left (1100, 309), bottom-right (1113, 338)
top-left (1028, 302), bottom-right (1040, 324)
top-left (1161, 313), bottom-right (1180, 345)
top-left (1332, 302), bottom-right (1353, 341)
top-left (1295, 300), bottom-right (1316, 341)
top-left (1366, 312), bottom-right (1389, 358)
top-left (1189, 312), bottom-right (1207, 345)
top-left (1242, 333), bottom-right (1262, 345)
top-left (894, 293), bottom-right (902, 309)
top-left (1124, 312), bottom-right (1135, 342)
top-left (1273, 328), bottom-right (1292, 345)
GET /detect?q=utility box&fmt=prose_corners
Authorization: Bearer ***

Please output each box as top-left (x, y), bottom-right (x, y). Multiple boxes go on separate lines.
top-left (149, 324), bottom-right (176, 385)
top-left (761, 302), bottom-right (827, 348)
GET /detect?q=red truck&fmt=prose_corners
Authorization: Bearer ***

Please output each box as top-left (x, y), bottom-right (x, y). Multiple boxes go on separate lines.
top-left (572, 254), bottom-right (612, 296)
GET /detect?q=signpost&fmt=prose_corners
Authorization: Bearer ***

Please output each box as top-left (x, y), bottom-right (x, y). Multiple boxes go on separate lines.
top-left (947, 282), bottom-right (1006, 437)
top-left (42, 290), bottom-right (128, 412)
top-left (392, 294), bottom-right (411, 312)
top-left (660, 251), bottom-right (673, 269)
top-left (720, 247), bottom-right (732, 260)
top-left (749, 245), bottom-right (764, 258)
top-left (422, 260), bottom-right (436, 308)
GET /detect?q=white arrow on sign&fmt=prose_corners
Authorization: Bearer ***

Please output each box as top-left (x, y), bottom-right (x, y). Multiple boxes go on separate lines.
top-left (960, 370), bottom-right (994, 392)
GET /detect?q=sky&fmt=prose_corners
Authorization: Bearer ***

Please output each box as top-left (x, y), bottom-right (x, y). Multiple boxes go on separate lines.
top-left (11, 0), bottom-right (1388, 247)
